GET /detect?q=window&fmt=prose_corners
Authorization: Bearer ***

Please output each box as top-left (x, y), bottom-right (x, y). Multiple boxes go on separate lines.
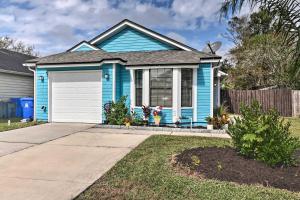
top-left (135, 70), bottom-right (143, 106)
top-left (181, 69), bottom-right (193, 107)
top-left (150, 68), bottom-right (172, 107)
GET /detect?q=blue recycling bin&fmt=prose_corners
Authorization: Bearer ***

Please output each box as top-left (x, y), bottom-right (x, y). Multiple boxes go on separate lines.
top-left (10, 98), bottom-right (22, 118)
top-left (20, 97), bottom-right (34, 119)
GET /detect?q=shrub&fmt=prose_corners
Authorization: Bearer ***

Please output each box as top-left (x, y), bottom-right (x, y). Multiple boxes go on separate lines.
top-left (104, 96), bottom-right (129, 125)
top-left (228, 101), bottom-right (300, 167)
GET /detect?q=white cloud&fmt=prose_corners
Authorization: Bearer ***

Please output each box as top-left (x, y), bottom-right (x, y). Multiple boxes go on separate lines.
top-left (166, 32), bottom-right (187, 44)
top-left (0, 0), bottom-right (251, 56)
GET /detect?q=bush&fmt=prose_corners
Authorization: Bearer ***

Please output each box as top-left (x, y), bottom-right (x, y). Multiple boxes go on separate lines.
top-left (104, 96), bottom-right (129, 125)
top-left (228, 101), bottom-right (300, 167)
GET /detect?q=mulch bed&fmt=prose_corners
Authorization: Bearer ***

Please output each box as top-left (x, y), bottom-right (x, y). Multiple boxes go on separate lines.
top-left (174, 147), bottom-right (300, 192)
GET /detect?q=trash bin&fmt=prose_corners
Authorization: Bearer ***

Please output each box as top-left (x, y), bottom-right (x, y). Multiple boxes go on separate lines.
top-left (11, 98), bottom-right (22, 118)
top-left (20, 97), bottom-right (34, 120)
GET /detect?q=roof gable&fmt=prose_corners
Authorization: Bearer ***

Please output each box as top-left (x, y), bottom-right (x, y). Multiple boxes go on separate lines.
top-left (95, 27), bottom-right (178, 52)
top-left (67, 41), bottom-right (100, 52)
top-left (90, 19), bottom-right (195, 52)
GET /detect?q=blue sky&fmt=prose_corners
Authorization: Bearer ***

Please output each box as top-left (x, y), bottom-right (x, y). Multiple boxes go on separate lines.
top-left (0, 0), bottom-right (252, 56)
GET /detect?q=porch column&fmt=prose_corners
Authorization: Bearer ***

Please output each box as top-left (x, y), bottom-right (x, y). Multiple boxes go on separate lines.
top-left (130, 69), bottom-right (135, 109)
top-left (143, 69), bottom-right (150, 106)
top-left (112, 63), bottom-right (116, 102)
top-left (172, 68), bottom-right (181, 122)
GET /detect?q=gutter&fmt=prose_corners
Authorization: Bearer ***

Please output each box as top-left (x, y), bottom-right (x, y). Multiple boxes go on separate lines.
top-left (25, 63), bottom-right (37, 121)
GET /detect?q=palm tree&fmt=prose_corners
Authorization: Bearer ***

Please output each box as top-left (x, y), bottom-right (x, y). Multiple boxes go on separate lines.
top-left (220, 0), bottom-right (300, 84)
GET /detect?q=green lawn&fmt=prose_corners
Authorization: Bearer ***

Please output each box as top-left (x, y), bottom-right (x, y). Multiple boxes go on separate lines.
top-left (286, 117), bottom-right (300, 138)
top-left (0, 118), bottom-right (42, 132)
top-left (76, 135), bottom-right (300, 200)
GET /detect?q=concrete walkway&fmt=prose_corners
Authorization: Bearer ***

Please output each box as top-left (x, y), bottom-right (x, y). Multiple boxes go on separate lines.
top-left (0, 124), bottom-right (150, 200)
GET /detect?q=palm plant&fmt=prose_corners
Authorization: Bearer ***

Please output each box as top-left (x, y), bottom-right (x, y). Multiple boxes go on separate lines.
top-left (220, 0), bottom-right (300, 85)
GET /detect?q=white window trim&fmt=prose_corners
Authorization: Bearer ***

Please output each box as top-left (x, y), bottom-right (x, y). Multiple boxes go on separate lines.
top-left (90, 21), bottom-right (193, 51)
top-left (142, 69), bottom-right (150, 106)
top-left (193, 68), bottom-right (198, 121)
top-left (172, 68), bottom-right (181, 122)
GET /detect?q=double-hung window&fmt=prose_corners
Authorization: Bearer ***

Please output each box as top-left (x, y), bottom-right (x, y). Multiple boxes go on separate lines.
top-left (181, 69), bottom-right (193, 107)
top-left (135, 70), bottom-right (143, 106)
top-left (150, 68), bottom-right (173, 107)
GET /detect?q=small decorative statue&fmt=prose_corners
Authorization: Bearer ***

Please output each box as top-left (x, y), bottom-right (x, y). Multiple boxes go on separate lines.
top-left (153, 106), bottom-right (163, 126)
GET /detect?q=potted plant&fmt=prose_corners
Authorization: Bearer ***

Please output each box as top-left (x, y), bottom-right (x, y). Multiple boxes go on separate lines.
top-left (142, 105), bottom-right (151, 126)
top-left (153, 106), bottom-right (163, 126)
top-left (205, 116), bottom-right (214, 130)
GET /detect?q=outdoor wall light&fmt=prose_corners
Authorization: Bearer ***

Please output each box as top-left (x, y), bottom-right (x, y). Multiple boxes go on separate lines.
top-left (104, 73), bottom-right (109, 80)
top-left (38, 76), bottom-right (44, 82)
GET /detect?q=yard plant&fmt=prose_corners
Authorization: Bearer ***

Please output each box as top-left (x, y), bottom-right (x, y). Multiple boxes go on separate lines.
top-left (104, 96), bottom-right (129, 125)
top-left (228, 101), bottom-right (300, 166)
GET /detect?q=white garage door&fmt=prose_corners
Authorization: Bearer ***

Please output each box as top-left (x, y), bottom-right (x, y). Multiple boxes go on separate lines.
top-left (49, 71), bottom-right (102, 123)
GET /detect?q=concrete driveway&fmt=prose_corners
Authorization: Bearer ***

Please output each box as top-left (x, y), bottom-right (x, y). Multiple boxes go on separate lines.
top-left (0, 123), bottom-right (150, 200)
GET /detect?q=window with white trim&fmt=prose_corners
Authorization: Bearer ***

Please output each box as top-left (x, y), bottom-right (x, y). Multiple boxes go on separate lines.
top-left (150, 68), bottom-right (172, 107)
top-left (181, 69), bottom-right (193, 107)
top-left (135, 70), bottom-right (143, 106)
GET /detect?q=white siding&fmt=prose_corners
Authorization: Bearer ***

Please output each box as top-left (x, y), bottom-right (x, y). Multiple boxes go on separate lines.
top-left (0, 72), bottom-right (33, 98)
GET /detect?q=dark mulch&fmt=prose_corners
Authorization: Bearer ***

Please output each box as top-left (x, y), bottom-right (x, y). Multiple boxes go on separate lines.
top-left (174, 147), bottom-right (300, 192)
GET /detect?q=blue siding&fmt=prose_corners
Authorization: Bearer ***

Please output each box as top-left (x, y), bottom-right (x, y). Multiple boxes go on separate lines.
top-left (96, 27), bottom-right (177, 52)
top-left (102, 64), bottom-right (113, 121)
top-left (36, 68), bottom-right (48, 121)
top-left (134, 107), bottom-right (173, 124)
top-left (181, 108), bottom-right (193, 125)
top-left (74, 44), bottom-right (95, 51)
top-left (197, 63), bottom-right (212, 126)
top-left (115, 64), bottom-right (131, 108)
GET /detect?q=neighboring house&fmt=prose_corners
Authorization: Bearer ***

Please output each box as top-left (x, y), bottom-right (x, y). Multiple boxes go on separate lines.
top-left (24, 19), bottom-right (222, 126)
top-left (0, 49), bottom-right (35, 98)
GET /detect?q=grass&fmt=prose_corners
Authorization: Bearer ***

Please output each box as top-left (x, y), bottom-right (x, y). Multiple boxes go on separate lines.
top-left (286, 117), bottom-right (300, 138)
top-left (0, 118), bottom-right (42, 132)
top-left (76, 135), bottom-right (300, 200)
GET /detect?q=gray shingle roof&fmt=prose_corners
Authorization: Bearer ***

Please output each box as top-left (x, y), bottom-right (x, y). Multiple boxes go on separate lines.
top-left (26, 50), bottom-right (221, 66)
top-left (0, 49), bottom-right (36, 74)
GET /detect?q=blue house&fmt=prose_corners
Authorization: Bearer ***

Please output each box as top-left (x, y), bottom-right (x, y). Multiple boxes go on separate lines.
top-left (24, 19), bottom-right (222, 126)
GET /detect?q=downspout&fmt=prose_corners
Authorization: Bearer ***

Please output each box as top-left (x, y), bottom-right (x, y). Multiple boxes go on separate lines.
top-left (26, 65), bottom-right (37, 121)
top-left (211, 59), bottom-right (223, 117)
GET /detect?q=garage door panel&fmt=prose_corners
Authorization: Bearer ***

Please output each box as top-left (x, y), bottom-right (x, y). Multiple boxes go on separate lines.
top-left (50, 71), bottom-right (102, 123)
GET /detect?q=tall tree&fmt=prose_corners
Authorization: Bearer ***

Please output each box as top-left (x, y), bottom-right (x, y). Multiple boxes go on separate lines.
top-left (220, 0), bottom-right (300, 78)
top-left (0, 36), bottom-right (38, 56)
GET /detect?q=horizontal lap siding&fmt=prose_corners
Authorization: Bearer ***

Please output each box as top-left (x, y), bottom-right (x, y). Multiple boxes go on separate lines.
top-left (134, 107), bottom-right (173, 124)
top-left (102, 64), bottom-right (113, 121)
top-left (197, 64), bottom-right (211, 126)
top-left (74, 44), bottom-right (95, 51)
top-left (96, 27), bottom-right (177, 52)
top-left (181, 108), bottom-right (193, 124)
top-left (119, 65), bottom-right (131, 108)
top-left (36, 68), bottom-right (48, 121)
top-left (0, 73), bottom-right (33, 98)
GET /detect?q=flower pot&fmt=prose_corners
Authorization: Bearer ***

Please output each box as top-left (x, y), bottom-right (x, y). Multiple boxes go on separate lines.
top-left (222, 124), bottom-right (228, 130)
top-left (207, 124), bottom-right (213, 130)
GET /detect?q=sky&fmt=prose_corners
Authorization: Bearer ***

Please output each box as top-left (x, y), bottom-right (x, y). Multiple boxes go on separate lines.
top-left (0, 0), bottom-right (253, 56)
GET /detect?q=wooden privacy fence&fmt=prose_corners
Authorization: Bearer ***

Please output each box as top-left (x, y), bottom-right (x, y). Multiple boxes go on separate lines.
top-left (221, 89), bottom-right (300, 117)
